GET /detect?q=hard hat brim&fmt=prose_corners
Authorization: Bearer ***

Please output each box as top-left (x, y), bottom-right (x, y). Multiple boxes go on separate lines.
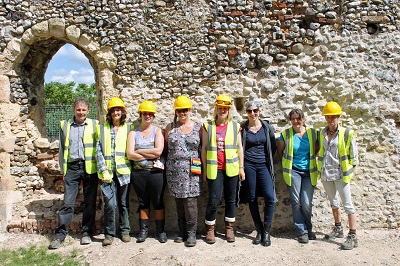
top-left (108, 105), bottom-right (125, 111)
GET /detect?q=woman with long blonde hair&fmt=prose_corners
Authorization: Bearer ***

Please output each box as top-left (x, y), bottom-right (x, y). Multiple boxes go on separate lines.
top-left (202, 94), bottom-right (245, 244)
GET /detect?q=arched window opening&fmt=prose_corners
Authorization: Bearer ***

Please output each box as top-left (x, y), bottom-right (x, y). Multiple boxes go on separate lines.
top-left (44, 44), bottom-right (97, 140)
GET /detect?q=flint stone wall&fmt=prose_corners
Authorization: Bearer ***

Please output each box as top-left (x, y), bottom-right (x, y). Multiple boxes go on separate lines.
top-left (0, 0), bottom-right (399, 234)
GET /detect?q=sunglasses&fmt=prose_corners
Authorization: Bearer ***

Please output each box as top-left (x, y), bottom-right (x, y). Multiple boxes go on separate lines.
top-left (246, 109), bottom-right (259, 114)
top-left (110, 107), bottom-right (123, 112)
top-left (215, 100), bottom-right (231, 105)
top-left (176, 108), bottom-right (190, 113)
top-left (141, 112), bottom-right (154, 116)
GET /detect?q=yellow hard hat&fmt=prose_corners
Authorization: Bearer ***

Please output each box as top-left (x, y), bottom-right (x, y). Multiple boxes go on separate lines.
top-left (322, 101), bottom-right (342, 116)
top-left (107, 97), bottom-right (125, 111)
top-left (215, 94), bottom-right (232, 108)
top-left (138, 100), bottom-right (156, 114)
top-left (174, 96), bottom-right (192, 110)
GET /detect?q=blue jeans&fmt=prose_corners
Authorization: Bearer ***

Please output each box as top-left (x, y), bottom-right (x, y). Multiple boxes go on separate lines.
top-left (244, 160), bottom-right (275, 226)
top-left (55, 161), bottom-right (98, 240)
top-left (205, 170), bottom-right (238, 223)
top-left (101, 173), bottom-right (130, 238)
top-left (288, 167), bottom-right (314, 235)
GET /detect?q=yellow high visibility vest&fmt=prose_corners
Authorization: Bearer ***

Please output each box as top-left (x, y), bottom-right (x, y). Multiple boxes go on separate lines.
top-left (317, 128), bottom-right (355, 183)
top-left (281, 128), bottom-right (318, 186)
top-left (60, 119), bottom-right (98, 175)
top-left (204, 120), bottom-right (240, 180)
top-left (96, 123), bottom-right (133, 178)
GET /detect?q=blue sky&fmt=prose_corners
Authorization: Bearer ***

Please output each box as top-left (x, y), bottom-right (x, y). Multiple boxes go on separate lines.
top-left (45, 44), bottom-right (95, 85)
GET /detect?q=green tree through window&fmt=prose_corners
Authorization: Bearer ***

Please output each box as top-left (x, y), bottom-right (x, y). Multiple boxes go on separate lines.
top-left (45, 82), bottom-right (97, 138)
top-left (44, 82), bottom-right (96, 104)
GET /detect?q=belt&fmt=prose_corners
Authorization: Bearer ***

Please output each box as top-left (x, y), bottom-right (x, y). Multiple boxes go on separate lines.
top-left (68, 160), bottom-right (85, 165)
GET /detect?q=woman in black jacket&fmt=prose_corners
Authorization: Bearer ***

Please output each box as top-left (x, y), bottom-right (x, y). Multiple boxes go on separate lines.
top-left (240, 101), bottom-right (277, 246)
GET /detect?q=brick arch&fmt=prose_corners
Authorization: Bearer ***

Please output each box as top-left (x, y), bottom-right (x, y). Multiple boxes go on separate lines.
top-left (0, 18), bottom-right (117, 232)
top-left (2, 18), bottom-right (118, 123)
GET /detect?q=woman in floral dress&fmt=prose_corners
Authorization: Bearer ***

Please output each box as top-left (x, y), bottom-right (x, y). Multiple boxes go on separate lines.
top-left (165, 96), bottom-right (201, 247)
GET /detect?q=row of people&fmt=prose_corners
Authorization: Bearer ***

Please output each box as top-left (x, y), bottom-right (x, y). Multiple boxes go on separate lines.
top-left (48, 96), bottom-right (358, 251)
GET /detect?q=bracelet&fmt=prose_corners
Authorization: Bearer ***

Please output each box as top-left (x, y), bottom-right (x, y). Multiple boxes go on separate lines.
top-left (239, 166), bottom-right (244, 169)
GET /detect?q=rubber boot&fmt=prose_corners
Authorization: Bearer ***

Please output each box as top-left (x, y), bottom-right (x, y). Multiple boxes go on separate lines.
top-left (155, 209), bottom-right (167, 243)
top-left (136, 219), bottom-right (149, 243)
top-left (205, 224), bottom-right (215, 244)
top-left (185, 220), bottom-right (197, 247)
top-left (155, 220), bottom-right (167, 243)
top-left (225, 221), bottom-right (235, 243)
top-left (253, 223), bottom-right (263, 245)
top-left (174, 219), bottom-right (186, 243)
top-left (262, 224), bottom-right (271, 247)
top-left (185, 231), bottom-right (197, 247)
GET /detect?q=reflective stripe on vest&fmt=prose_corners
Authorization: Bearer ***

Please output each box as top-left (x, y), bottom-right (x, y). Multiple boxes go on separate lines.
top-left (281, 127), bottom-right (318, 186)
top-left (204, 120), bottom-right (239, 179)
top-left (61, 119), bottom-right (98, 175)
top-left (317, 128), bottom-right (354, 183)
top-left (97, 123), bottom-right (132, 178)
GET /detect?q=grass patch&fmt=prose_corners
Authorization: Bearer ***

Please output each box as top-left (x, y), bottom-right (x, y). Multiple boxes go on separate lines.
top-left (0, 245), bottom-right (86, 266)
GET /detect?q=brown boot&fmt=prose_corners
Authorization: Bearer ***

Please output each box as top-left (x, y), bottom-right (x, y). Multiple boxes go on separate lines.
top-left (205, 224), bottom-right (216, 244)
top-left (225, 221), bottom-right (235, 242)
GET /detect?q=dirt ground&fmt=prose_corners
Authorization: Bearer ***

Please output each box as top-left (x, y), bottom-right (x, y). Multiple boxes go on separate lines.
top-left (0, 228), bottom-right (399, 266)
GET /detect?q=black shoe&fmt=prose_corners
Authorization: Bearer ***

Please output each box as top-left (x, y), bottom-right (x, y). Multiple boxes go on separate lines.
top-left (253, 231), bottom-right (262, 245)
top-left (137, 219), bottom-right (149, 243)
top-left (136, 229), bottom-right (148, 243)
top-left (155, 219), bottom-right (167, 243)
top-left (174, 219), bottom-right (187, 243)
top-left (262, 224), bottom-right (271, 247)
top-left (157, 232), bottom-right (168, 243)
top-left (308, 231), bottom-right (316, 240)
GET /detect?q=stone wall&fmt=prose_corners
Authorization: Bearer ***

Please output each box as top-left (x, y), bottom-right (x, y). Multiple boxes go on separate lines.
top-left (0, 0), bottom-right (399, 234)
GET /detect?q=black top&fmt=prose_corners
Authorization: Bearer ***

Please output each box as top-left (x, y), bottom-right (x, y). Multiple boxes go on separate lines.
top-left (244, 128), bottom-right (267, 163)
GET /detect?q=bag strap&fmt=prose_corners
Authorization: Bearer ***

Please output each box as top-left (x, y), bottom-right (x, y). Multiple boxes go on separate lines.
top-left (181, 126), bottom-right (193, 158)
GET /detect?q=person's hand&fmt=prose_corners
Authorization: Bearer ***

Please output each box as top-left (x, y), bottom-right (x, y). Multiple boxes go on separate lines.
top-left (239, 168), bottom-right (245, 181)
top-left (202, 173), bottom-right (207, 182)
top-left (102, 171), bottom-right (113, 183)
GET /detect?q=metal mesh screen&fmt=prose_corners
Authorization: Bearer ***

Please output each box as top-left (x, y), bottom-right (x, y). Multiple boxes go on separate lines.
top-left (45, 104), bottom-right (97, 138)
